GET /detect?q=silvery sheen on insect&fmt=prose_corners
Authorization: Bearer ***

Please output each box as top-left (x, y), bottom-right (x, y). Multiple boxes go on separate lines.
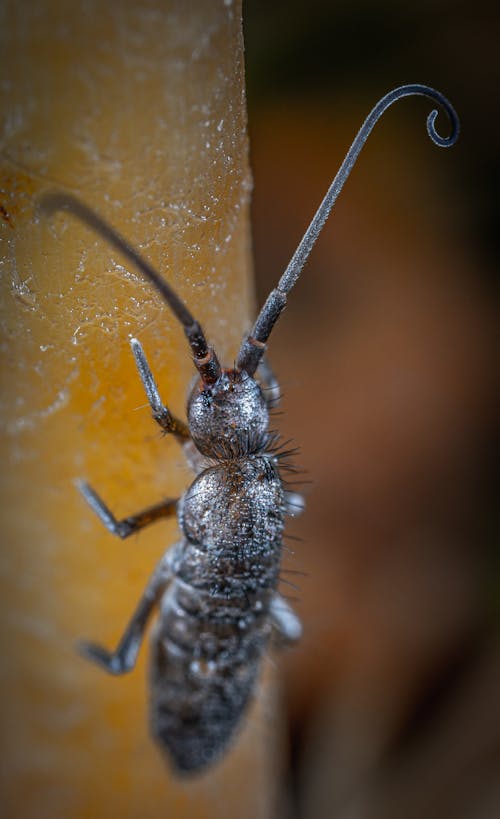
top-left (39, 84), bottom-right (459, 775)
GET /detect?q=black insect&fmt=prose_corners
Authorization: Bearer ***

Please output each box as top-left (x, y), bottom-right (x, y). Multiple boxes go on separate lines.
top-left (40, 84), bottom-right (459, 775)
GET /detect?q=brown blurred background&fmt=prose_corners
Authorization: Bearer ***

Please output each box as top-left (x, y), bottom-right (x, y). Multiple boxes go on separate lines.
top-left (244, 1), bottom-right (499, 817)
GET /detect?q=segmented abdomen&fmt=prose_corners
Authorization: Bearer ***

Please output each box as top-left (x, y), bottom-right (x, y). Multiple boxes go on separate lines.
top-left (150, 579), bottom-right (271, 772)
top-left (150, 455), bottom-right (285, 773)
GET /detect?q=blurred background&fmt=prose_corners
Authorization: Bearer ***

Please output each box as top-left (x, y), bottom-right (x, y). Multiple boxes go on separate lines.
top-left (244, 1), bottom-right (499, 817)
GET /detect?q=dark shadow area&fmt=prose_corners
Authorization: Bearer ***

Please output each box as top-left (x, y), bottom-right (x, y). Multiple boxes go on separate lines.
top-left (244, 2), bottom-right (499, 817)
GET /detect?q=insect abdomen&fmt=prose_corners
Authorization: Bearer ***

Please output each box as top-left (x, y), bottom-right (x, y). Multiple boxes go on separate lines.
top-left (150, 580), bottom-right (272, 773)
top-left (150, 455), bottom-right (285, 772)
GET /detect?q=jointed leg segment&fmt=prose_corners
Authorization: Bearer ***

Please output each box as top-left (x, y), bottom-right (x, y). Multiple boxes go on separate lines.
top-left (258, 357), bottom-right (281, 408)
top-left (79, 550), bottom-right (174, 674)
top-left (77, 480), bottom-right (178, 539)
top-left (131, 338), bottom-right (190, 439)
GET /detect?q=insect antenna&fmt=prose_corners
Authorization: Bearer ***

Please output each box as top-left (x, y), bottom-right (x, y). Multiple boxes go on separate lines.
top-left (237, 83), bottom-right (460, 376)
top-left (39, 192), bottom-right (221, 385)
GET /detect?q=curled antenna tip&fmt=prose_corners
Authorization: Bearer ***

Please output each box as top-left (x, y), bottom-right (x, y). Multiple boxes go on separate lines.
top-left (390, 83), bottom-right (460, 148)
top-left (372, 83), bottom-right (460, 149)
top-left (427, 106), bottom-right (460, 147)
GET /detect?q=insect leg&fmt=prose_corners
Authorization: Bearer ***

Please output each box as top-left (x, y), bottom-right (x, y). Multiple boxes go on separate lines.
top-left (284, 491), bottom-right (305, 517)
top-left (130, 338), bottom-right (190, 440)
top-left (79, 549), bottom-right (174, 675)
top-left (258, 357), bottom-right (281, 408)
top-left (77, 480), bottom-right (177, 539)
top-left (270, 593), bottom-right (303, 646)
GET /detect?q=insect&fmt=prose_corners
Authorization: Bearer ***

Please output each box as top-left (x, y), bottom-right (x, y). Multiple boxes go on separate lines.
top-left (40, 84), bottom-right (459, 775)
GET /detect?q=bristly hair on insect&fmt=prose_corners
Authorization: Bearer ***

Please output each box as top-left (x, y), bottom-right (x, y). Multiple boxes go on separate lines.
top-left (39, 84), bottom-right (459, 775)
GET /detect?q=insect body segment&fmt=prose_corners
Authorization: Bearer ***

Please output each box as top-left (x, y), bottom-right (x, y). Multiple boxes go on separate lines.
top-left (40, 84), bottom-right (459, 775)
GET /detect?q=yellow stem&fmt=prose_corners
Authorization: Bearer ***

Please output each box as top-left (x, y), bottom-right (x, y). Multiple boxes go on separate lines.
top-left (0, 2), bottom-right (280, 816)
